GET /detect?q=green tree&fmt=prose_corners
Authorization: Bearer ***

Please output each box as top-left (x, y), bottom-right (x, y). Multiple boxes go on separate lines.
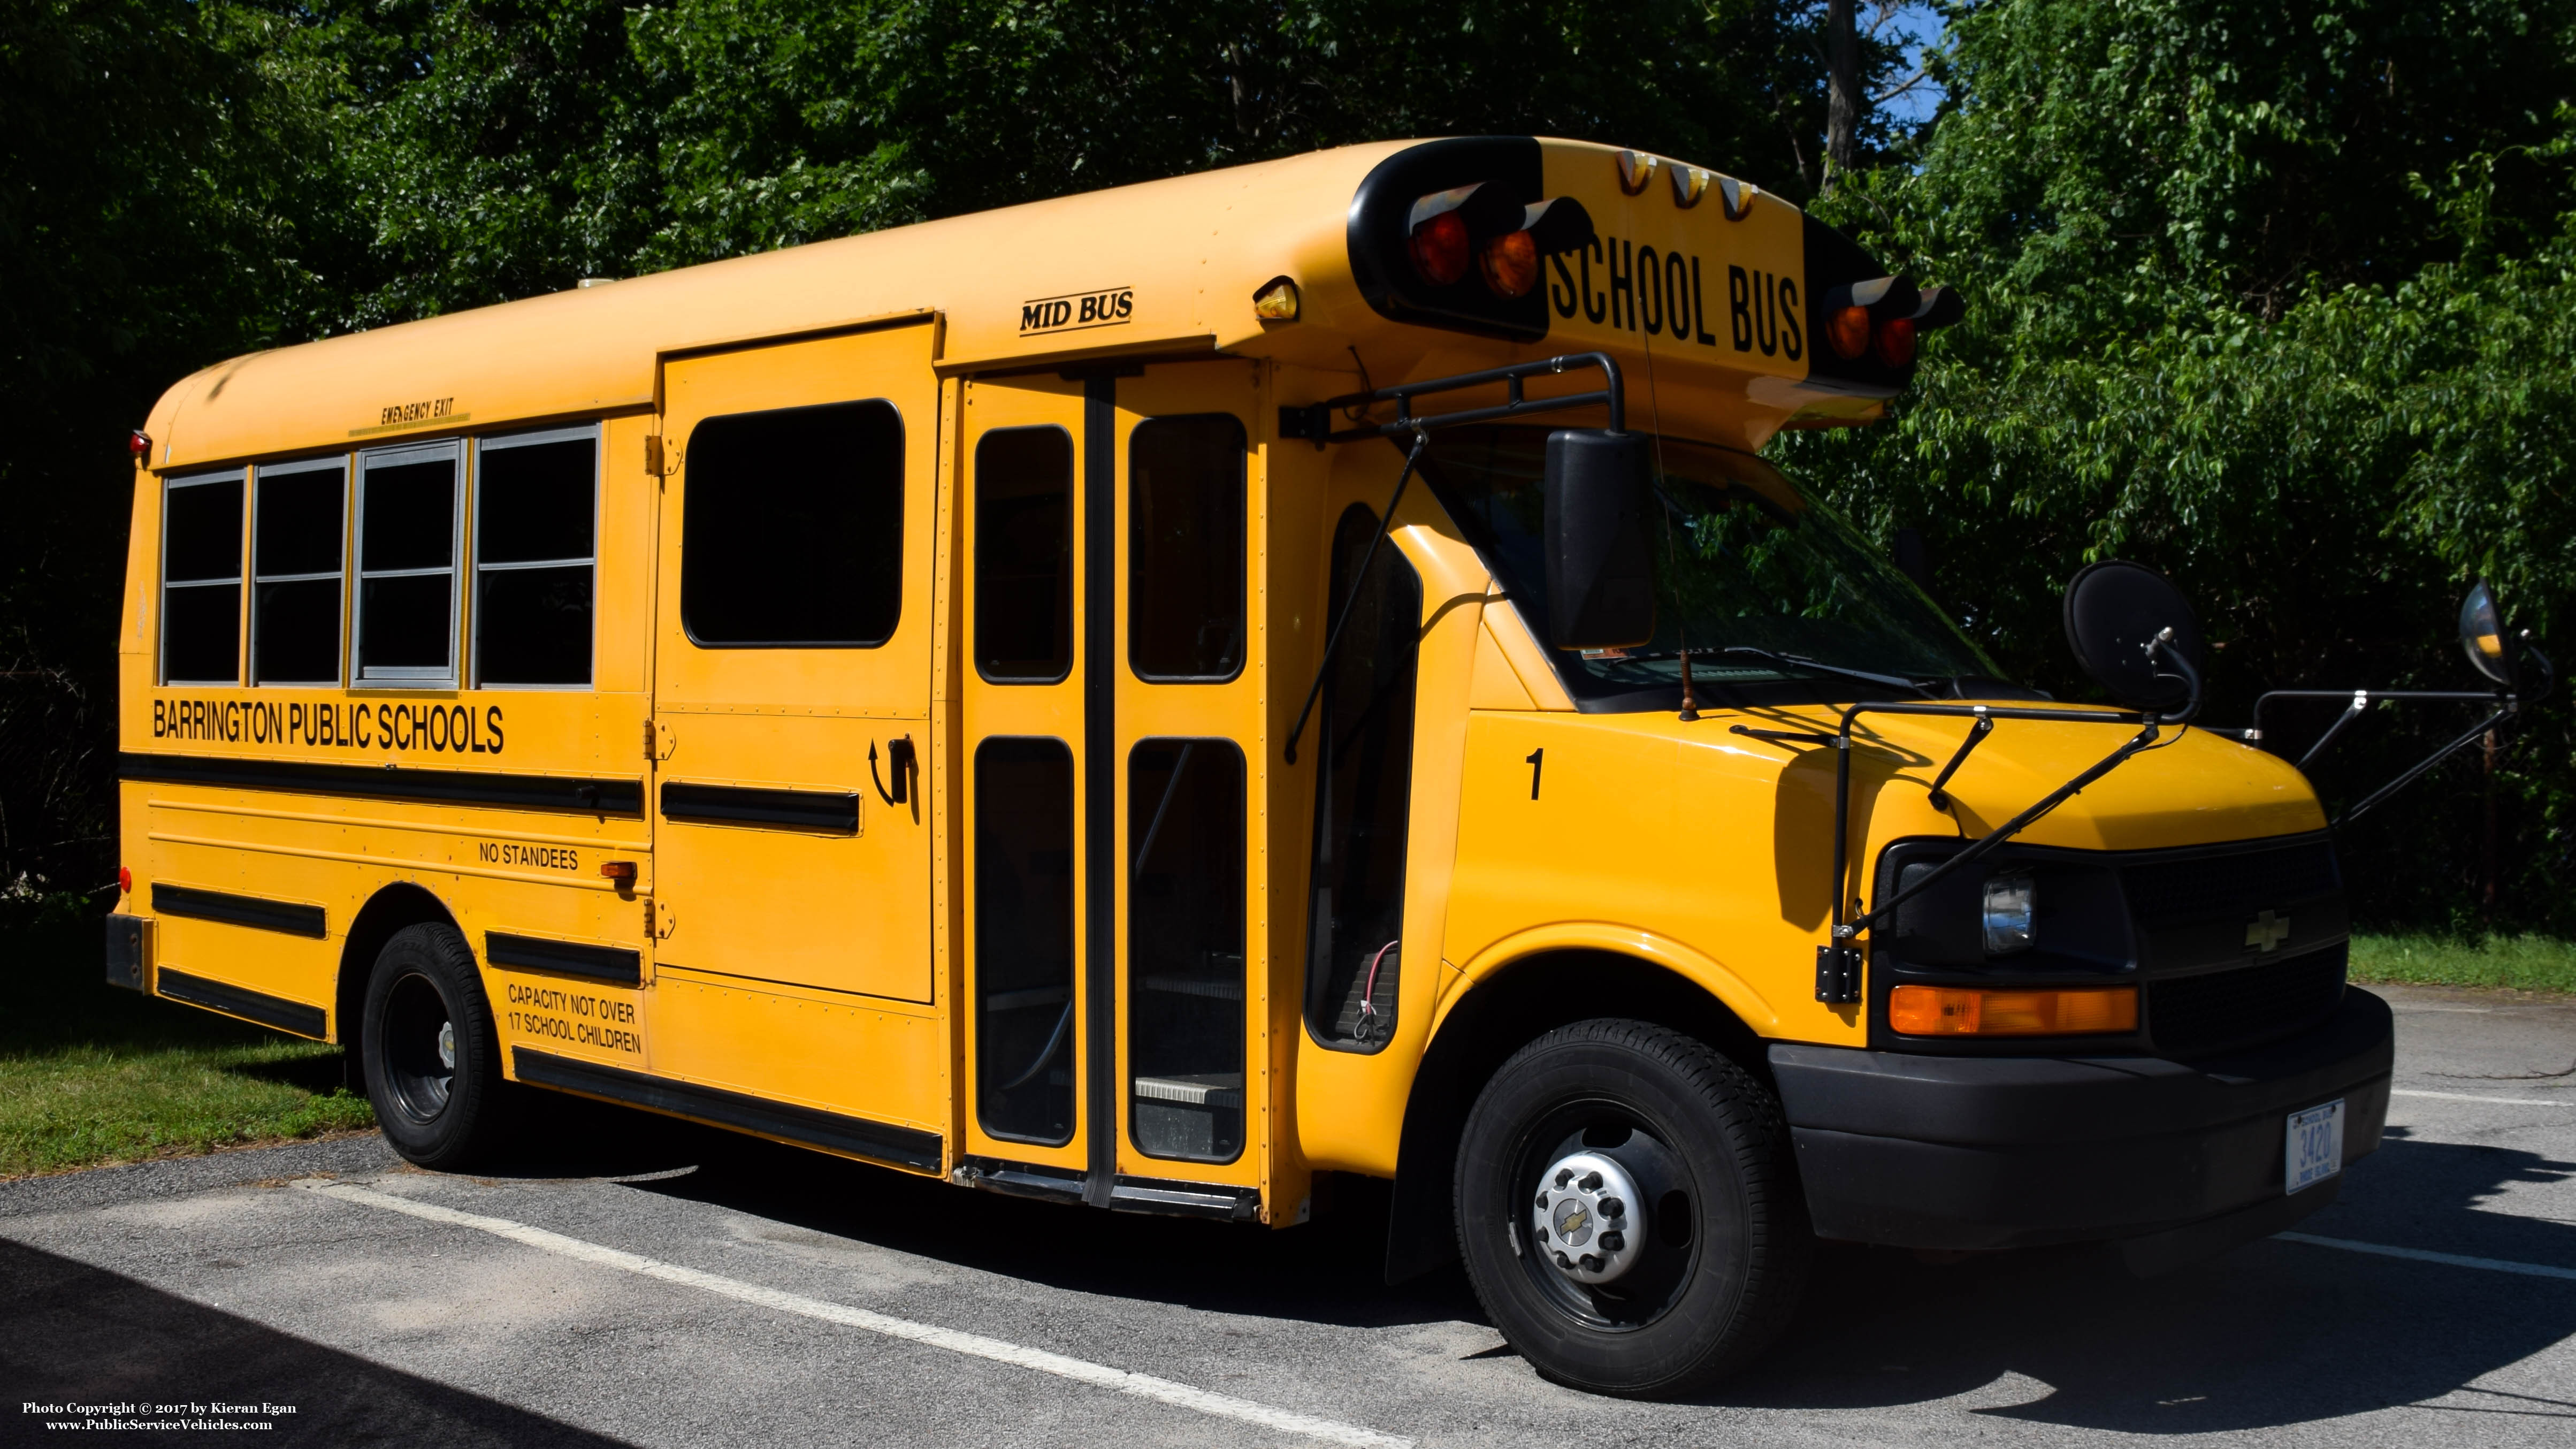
top-left (1783, 0), bottom-right (2576, 929)
top-left (0, 0), bottom-right (351, 904)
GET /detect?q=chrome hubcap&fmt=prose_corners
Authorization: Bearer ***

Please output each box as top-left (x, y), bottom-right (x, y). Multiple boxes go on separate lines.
top-left (1531, 1150), bottom-right (1647, 1284)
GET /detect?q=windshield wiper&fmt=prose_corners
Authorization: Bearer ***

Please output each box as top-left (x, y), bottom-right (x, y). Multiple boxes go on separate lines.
top-left (1713, 646), bottom-right (1940, 697)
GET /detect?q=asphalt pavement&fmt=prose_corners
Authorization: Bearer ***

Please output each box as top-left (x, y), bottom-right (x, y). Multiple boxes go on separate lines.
top-left (5, 982), bottom-right (2572, 1447)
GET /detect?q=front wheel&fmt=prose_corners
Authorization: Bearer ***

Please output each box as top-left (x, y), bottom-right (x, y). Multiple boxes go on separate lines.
top-left (1454, 1018), bottom-right (1809, 1397)
top-left (361, 922), bottom-right (508, 1169)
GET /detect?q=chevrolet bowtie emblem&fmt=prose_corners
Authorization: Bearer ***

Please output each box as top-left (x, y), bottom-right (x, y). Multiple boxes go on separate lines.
top-left (2246, 910), bottom-right (2291, 952)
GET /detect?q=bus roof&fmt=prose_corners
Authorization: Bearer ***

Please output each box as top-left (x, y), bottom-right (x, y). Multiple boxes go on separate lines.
top-left (143, 137), bottom-right (1906, 469)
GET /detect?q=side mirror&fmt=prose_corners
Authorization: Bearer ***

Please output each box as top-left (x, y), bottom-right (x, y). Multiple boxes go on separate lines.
top-left (2062, 560), bottom-right (2204, 717)
top-left (1543, 429), bottom-right (1656, 650)
top-left (2458, 578), bottom-right (2519, 689)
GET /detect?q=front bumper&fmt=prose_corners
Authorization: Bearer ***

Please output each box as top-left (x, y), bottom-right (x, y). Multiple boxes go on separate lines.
top-left (1770, 987), bottom-right (2392, 1263)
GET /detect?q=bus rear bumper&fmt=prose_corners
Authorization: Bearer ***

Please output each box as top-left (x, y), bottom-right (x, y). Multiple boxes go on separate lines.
top-left (1769, 987), bottom-right (2393, 1264)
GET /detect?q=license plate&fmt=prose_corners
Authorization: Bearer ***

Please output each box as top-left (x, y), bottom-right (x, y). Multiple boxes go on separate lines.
top-left (2287, 1099), bottom-right (2345, 1193)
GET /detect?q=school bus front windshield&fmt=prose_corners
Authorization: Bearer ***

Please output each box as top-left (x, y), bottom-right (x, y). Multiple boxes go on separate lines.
top-left (1418, 425), bottom-right (2005, 707)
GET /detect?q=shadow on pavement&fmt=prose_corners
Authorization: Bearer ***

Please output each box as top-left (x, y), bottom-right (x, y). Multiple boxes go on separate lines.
top-left (437, 1096), bottom-right (2576, 1431)
top-left (0, 1236), bottom-right (633, 1447)
top-left (1704, 1131), bottom-right (2576, 1430)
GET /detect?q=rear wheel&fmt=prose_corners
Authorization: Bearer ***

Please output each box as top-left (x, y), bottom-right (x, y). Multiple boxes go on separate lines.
top-left (361, 922), bottom-right (508, 1169)
top-left (1454, 1018), bottom-right (1809, 1397)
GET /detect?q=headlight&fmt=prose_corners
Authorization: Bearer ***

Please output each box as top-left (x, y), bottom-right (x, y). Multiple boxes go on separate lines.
top-left (1983, 873), bottom-right (2036, 955)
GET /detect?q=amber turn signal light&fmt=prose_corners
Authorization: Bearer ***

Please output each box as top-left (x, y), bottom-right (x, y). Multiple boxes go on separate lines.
top-left (600, 860), bottom-right (637, 883)
top-left (1826, 305), bottom-right (1871, 360)
top-left (1889, 984), bottom-right (2138, 1036)
top-left (1252, 276), bottom-right (1301, 322)
top-left (1478, 230), bottom-right (1539, 298)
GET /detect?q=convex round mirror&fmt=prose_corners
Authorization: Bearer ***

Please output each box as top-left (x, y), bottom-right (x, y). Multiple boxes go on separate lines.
top-left (2062, 560), bottom-right (2204, 715)
top-left (2458, 578), bottom-right (2519, 688)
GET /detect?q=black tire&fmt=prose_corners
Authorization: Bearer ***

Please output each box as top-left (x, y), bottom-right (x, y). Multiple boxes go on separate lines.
top-left (361, 922), bottom-right (509, 1170)
top-left (1454, 1018), bottom-right (1809, 1397)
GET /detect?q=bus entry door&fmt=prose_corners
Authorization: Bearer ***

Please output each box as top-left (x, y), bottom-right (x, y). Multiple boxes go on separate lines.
top-left (959, 361), bottom-right (1267, 1207)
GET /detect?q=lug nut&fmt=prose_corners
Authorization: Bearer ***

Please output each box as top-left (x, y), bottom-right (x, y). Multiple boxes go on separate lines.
top-left (1555, 1168), bottom-right (1573, 1188)
top-left (1553, 1251), bottom-right (1572, 1269)
top-left (1535, 1191), bottom-right (1551, 1209)
top-left (1600, 1196), bottom-right (1625, 1219)
top-left (1600, 1231), bottom-right (1625, 1252)
top-left (1580, 1254), bottom-right (1604, 1273)
top-left (1579, 1171), bottom-right (1603, 1191)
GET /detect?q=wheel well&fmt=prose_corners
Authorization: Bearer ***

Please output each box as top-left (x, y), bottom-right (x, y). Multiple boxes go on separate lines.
top-left (1381, 949), bottom-right (1770, 1283)
top-left (336, 883), bottom-right (460, 1092)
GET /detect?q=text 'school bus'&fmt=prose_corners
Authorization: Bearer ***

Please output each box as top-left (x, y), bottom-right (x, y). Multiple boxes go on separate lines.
top-left (112, 136), bottom-right (2391, 1397)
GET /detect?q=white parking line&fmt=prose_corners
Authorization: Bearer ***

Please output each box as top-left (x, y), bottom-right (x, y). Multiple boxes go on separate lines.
top-left (2277, 1232), bottom-right (2576, 1282)
top-left (2390, 1088), bottom-right (2574, 1107)
top-left (300, 1180), bottom-right (1412, 1448)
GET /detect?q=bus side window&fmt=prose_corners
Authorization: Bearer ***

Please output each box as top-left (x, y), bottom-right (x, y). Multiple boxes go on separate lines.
top-left (475, 427), bottom-right (598, 687)
top-left (974, 426), bottom-right (1074, 682)
top-left (975, 736), bottom-right (1077, 1145)
top-left (251, 459), bottom-right (347, 687)
top-left (1303, 504), bottom-right (1422, 1051)
top-left (681, 400), bottom-right (903, 648)
top-left (355, 442), bottom-right (463, 684)
top-left (1128, 737), bottom-right (1247, 1163)
top-left (1128, 416), bottom-right (1245, 682)
top-left (162, 471), bottom-right (246, 685)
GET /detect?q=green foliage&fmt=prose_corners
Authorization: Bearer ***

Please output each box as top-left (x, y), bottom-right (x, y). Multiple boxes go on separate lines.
top-left (0, 918), bottom-right (371, 1177)
top-left (2350, 932), bottom-right (2576, 995)
top-left (8, 0), bottom-right (2567, 936)
top-left (1780, 0), bottom-right (2576, 932)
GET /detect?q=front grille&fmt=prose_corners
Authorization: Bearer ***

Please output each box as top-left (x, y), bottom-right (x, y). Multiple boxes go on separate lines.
top-left (2122, 838), bottom-right (2340, 928)
top-left (2148, 942), bottom-right (2347, 1055)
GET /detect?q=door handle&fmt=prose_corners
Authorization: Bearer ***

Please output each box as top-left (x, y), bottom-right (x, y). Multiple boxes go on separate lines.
top-left (870, 736), bottom-right (916, 805)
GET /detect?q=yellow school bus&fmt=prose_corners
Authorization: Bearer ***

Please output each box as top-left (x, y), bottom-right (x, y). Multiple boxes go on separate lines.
top-left (111, 136), bottom-right (2391, 1396)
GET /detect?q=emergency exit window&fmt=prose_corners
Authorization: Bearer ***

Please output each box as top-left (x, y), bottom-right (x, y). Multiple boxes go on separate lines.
top-left (1128, 415), bottom-right (1245, 681)
top-left (1128, 738), bottom-right (1246, 1163)
top-left (475, 427), bottom-right (597, 686)
top-left (354, 441), bottom-right (462, 683)
top-left (162, 471), bottom-right (244, 685)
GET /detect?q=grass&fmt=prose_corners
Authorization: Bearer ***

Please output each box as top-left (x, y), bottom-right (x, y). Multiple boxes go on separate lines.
top-left (0, 913), bottom-right (373, 1178)
top-left (2349, 932), bottom-right (2576, 995)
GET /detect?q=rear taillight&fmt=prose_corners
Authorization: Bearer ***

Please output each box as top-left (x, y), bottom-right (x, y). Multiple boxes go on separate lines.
top-left (1875, 316), bottom-right (1918, 368)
